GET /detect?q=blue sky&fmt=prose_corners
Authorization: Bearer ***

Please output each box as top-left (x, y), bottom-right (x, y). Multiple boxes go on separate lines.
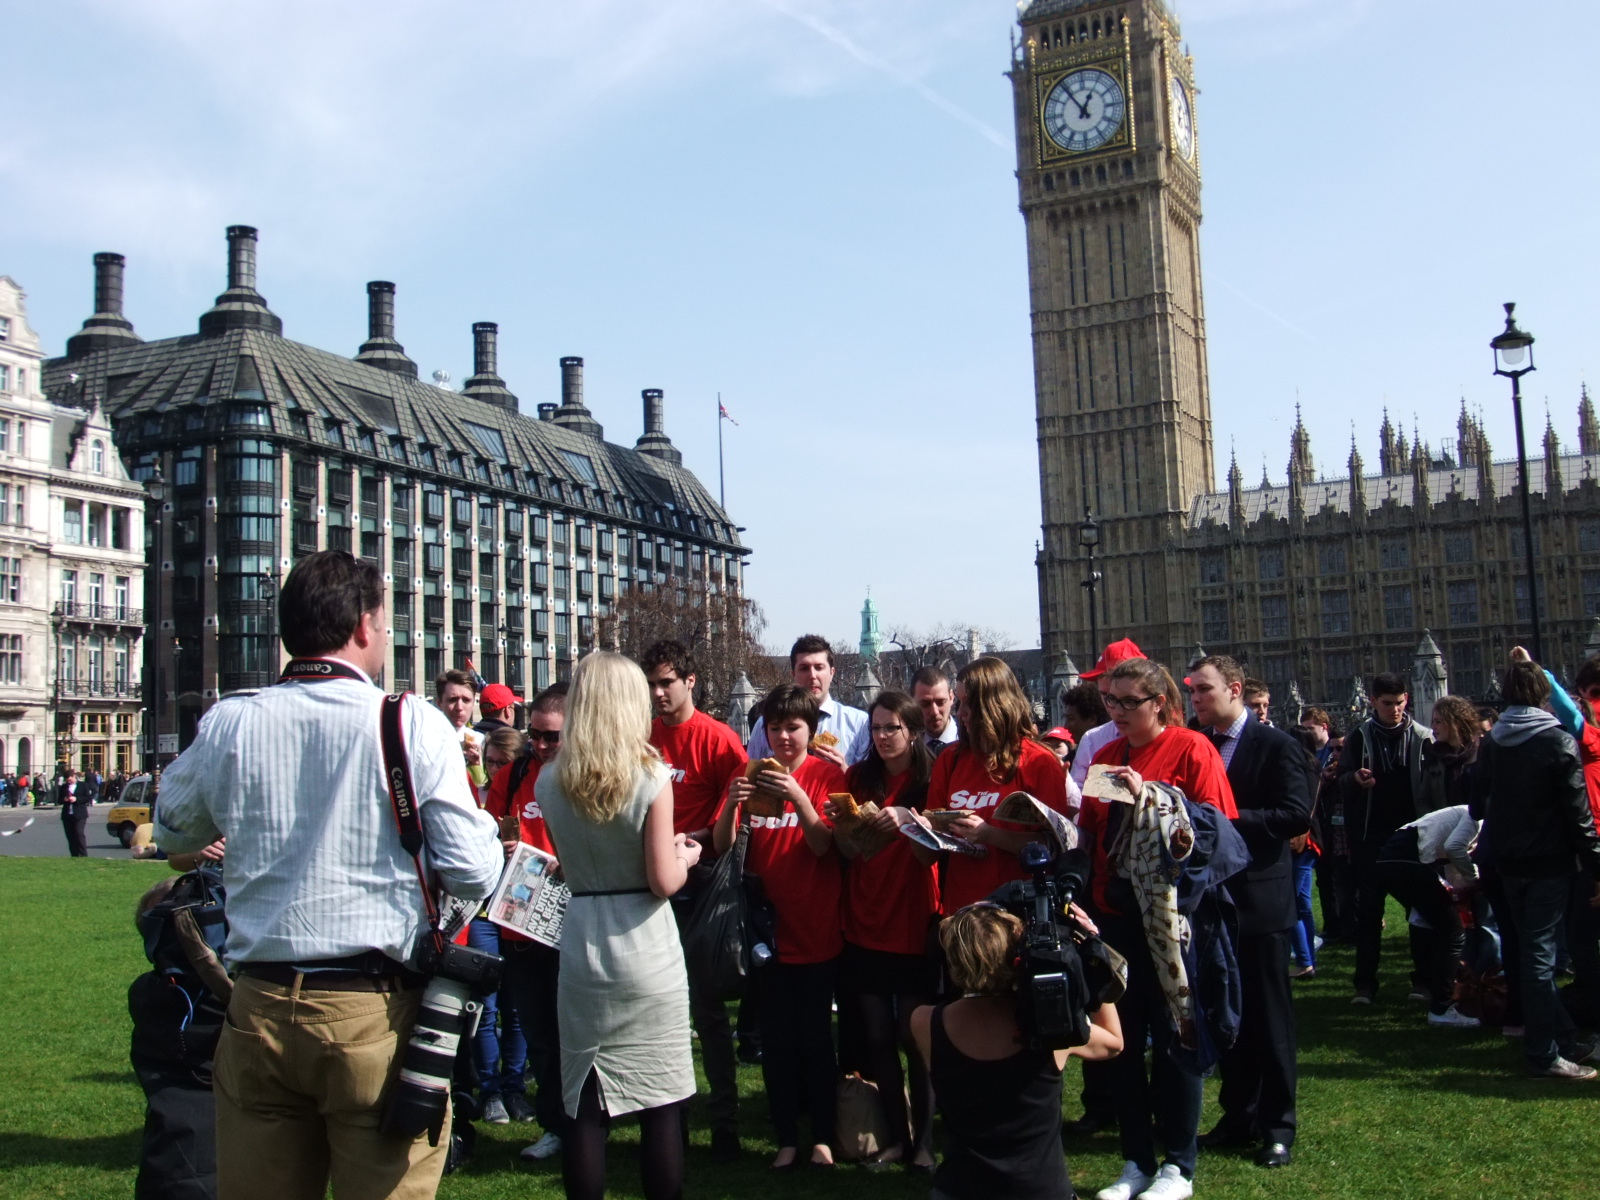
top-left (3, 0), bottom-right (1596, 652)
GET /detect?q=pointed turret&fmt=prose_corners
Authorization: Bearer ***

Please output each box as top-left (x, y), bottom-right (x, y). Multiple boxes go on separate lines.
top-left (1348, 436), bottom-right (1366, 519)
top-left (1457, 399), bottom-right (1478, 467)
top-left (1580, 384), bottom-right (1599, 456)
top-left (1477, 422), bottom-right (1496, 504)
top-left (1544, 412), bottom-right (1563, 497)
top-left (1288, 403), bottom-right (1314, 488)
top-left (1379, 409), bottom-right (1397, 474)
top-left (1228, 449), bottom-right (1245, 526)
top-left (1411, 431), bottom-right (1431, 511)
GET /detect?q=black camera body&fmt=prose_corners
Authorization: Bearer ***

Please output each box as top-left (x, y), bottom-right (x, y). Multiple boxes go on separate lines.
top-left (991, 843), bottom-right (1096, 1051)
top-left (416, 936), bottom-right (502, 994)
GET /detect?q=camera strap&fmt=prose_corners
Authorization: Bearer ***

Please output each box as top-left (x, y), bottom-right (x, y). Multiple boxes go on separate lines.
top-left (379, 693), bottom-right (446, 961)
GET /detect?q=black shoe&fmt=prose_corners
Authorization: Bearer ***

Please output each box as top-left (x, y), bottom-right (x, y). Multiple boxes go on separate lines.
top-left (505, 1092), bottom-right (537, 1123)
top-left (711, 1129), bottom-right (741, 1164)
top-left (1065, 1113), bottom-right (1116, 1136)
top-left (1257, 1143), bottom-right (1292, 1169)
top-left (1198, 1123), bottom-right (1257, 1151)
top-left (737, 1041), bottom-right (763, 1065)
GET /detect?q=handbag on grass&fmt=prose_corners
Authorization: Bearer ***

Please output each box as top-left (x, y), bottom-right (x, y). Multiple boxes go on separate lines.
top-left (834, 1072), bottom-right (893, 1162)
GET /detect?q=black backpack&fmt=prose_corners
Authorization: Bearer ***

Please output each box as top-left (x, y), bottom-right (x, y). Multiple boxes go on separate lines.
top-left (129, 868), bottom-right (231, 1078)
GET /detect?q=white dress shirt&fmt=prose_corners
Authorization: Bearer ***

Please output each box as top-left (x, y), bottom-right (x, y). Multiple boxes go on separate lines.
top-left (1069, 720), bottom-right (1120, 790)
top-left (156, 657), bottom-right (502, 966)
top-left (747, 693), bottom-right (871, 765)
top-left (924, 719), bottom-right (961, 753)
top-left (1209, 709), bottom-right (1252, 771)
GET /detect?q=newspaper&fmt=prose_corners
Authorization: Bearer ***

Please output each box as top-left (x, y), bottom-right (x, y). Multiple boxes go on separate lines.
top-left (898, 817), bottom-right (989, 858)
top-left (486, 842), bottom-right (569, 948)
top-left (992, 790), bottom-right (1080, 853)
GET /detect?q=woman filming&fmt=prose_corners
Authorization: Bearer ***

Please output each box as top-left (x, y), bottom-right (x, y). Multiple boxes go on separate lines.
top-left (714, 684), bottom-right (847, 1171)
top-left (830, 690), bottom-right (940, 1173)
top-left (910, 904), bottom-right (1123, 1200)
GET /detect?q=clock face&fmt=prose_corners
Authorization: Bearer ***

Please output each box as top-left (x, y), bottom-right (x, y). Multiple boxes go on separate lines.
top-left (1042, 68), bottom-right (1126, 154)
top-left (1169, 75), bottom-right (1194, 161)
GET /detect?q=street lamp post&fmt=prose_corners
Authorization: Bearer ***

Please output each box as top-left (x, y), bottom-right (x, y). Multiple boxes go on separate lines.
top-left (1079, 509), bottom-right (1102, 663)
top-left (144, 471), bottom-right (166, 771)
top-left (1491, 303), bottom-right (1541, 663)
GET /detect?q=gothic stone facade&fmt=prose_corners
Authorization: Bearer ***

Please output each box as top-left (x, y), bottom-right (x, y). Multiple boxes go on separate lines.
top-left (1013, 0), bottom-right (1600, 704)
top-left (42, 229), bottom-right (747, 760)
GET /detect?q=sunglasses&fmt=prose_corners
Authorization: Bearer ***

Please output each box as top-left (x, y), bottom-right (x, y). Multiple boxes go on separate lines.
top-left (529, 731), bottom-right (561, 745)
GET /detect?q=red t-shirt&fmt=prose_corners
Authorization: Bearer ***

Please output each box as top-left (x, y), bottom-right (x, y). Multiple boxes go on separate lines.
top-left (1079, 725), bottom-right (1238, 917)
top-left (841, 765), bottom-right (940, 956)
top-left (1580, 724), bottom-right (1600, 827)
top-left (743, 754), bottom-right (846, 965)
top-left (651, 709), bottom-right (747, 837)
top-left (926, 740), bottom-right (1072, 913)
top-left (484, 757), bottom-right (555, 945)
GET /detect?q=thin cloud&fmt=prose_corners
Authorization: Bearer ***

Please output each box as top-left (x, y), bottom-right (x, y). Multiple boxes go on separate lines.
top-left (757, 0), bottom-right (1010, 149)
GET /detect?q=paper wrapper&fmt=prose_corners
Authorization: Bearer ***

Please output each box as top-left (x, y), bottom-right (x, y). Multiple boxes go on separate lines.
top-left (745, 788), bottom-right (785, 819)
top-left (833, 800), bottom-right (897, 859)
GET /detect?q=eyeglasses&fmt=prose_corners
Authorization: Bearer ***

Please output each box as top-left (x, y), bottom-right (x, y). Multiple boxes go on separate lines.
top-left (529, 731), bottom-right (561, 745)
top-left (1105, 695), bottom-right (1160, 713)
top-left (870, 724), bottom-right (906, 736)
top-left (484, 755), bottom-right (511, 771)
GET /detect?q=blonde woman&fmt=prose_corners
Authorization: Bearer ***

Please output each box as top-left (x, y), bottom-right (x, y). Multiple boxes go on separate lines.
top-left (537, 652), bottom-right (702, 1200)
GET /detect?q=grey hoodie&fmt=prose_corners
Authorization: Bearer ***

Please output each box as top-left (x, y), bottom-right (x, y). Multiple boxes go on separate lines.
top-left (1490, 705), bottom-right (1561, 747)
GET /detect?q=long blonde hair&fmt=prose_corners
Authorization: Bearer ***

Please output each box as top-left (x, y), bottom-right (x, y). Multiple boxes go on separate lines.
top-left (956, 656), bottom-right (1037, 780)
top-left (554, 651), bottom-right (660, 824)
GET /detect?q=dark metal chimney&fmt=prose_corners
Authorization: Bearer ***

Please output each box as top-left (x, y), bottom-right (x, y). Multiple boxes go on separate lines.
top-left (199, 225), bottom-right (283, 337)
top-left (537, 403), bottom-right (558, 421)
top-left (551, 356), bottom-right (603, 438)
top-left (461, 322), bottom-right (518, 410)
top-left (635, 388), bottom-right (681, 465)
top-left (65, 251), bottom-right (143, 359)
top-left (353, 281), bottom-right (418, 377)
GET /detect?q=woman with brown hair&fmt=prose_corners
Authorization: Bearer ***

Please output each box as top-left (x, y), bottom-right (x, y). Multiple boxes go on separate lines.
top-left (1420, 695), bottom-right (1484, 811)
top-left (1079, 657), bottom-right (1236, 1200)
top-left (926, 657), bottom-right (1073, 913)
top-left (831, 690), bottom-right (939, 1172)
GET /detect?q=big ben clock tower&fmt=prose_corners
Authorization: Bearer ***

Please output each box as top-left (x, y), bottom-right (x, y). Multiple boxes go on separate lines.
top-left (1012, 0), bottom-right (1214, 670)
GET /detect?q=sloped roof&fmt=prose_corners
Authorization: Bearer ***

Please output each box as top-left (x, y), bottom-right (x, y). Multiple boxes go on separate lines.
top-left (43, 326), bottom-right (743, 549)
top-left (1189, 454), bottom-right (1600, 527)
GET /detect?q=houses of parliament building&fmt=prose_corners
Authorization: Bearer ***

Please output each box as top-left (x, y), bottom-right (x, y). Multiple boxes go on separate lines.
top-left (1013, 0), bottom-right (1600, 705)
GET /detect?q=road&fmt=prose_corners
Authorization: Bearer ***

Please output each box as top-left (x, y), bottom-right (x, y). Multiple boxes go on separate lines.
top-left (0, 803), bottom-right (139, 859)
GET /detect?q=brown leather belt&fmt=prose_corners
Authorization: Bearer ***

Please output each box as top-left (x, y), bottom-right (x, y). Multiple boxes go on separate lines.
top-left (240, 957), bottom-right (424, 993)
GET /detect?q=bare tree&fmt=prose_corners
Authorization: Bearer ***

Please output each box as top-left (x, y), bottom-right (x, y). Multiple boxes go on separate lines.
top-left (877, 622), bottom-right (1016, 692)
top-left (596, 585), bottom-right (781, 721)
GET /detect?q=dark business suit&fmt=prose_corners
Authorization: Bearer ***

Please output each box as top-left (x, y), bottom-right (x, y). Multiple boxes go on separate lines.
top-left (1214, 718), bottom-right (1314, 1150)
top-left (58, 781), bottom-right (91, 857)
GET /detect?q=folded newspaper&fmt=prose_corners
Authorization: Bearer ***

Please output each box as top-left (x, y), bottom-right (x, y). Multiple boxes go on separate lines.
top-left (992, 790), bottom-right (1080, 853)
top-left (487, 842), bottom-right (569, 948)
top-left (898, 816), bottom-right (989, 858)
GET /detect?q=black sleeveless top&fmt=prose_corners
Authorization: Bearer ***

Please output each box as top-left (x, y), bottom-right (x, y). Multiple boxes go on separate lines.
top-left (930, 1004), bottom-right (1074, 1200)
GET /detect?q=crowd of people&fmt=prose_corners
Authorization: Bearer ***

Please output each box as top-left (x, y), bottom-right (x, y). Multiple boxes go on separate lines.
top-left (137, 550), bottom-right (1600, 1200)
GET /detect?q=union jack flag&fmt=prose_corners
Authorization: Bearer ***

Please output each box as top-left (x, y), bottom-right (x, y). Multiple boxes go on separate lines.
top-left (719, 402), bottom-right (738, 426)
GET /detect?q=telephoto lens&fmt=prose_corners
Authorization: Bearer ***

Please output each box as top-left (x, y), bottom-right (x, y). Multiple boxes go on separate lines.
top-left (379, 976), bottom-right (478, 1144)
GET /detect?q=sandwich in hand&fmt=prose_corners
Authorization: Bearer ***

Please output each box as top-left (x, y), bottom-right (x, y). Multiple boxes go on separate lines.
top-left (809, 730), bottom-right (839, 752)
top-left (745, 758), bottom-right (788, 817)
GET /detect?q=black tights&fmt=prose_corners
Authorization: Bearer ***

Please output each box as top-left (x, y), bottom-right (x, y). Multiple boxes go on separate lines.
top-left (562, 1070), bottom-right (684, 1200)
top-left (856, 991), bottom-right (934, 1161)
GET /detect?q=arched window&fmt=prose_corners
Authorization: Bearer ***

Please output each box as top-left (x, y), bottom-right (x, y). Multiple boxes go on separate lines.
top-left (0, 739), bottom-right (7, 774)
top-left (91, 440), bottom-right (105, 474)
top-left (16, 737), bottom-right (29, 775)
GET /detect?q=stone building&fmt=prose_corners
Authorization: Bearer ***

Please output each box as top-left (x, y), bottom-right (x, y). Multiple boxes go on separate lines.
top-left (0, 274), bottom-right (148, 776)
top-left (42, 228), bottom-right (747, 761)
top-left (1011, 0), bottom-right (1598, 707)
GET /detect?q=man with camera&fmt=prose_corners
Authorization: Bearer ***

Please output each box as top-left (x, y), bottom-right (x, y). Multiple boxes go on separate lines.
top-left (155, 551), bottom-right (503, 1200)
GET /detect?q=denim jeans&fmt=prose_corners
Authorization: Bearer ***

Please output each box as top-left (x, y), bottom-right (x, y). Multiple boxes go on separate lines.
top-left (468, 919), bottom-right (527, 1098)
top-left (1502, 874), bottom-right (1579, 1068)
top-left (1290, 849), bottom-right (1318, 969)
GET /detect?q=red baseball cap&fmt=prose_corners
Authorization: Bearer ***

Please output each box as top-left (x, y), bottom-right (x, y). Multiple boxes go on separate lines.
top-left (1042, 727), bottom-right (1076, 744)
top-left (480, 683), bottom-right (519, 711)
top-left (1080, 637), bottom-right (1146, 680)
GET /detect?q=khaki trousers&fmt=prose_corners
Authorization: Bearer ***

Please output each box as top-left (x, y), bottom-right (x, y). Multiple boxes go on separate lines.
top-left (214, 975), bottom-right (448, 1200)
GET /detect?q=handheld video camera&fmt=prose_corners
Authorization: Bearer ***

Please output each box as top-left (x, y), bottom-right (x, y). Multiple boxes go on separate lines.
top-left (990, 843), bottom-right (1120, 1051)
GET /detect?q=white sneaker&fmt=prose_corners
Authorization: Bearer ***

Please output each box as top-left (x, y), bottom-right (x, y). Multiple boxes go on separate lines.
top-left (1096, 1161), bottom-right (1155, 1200)
top-left (519, 1132), bottom-right (563, 1161)
top-left (1137, 1164), bottom-right (1194, 1200)
top-left (1427, 1004), bottom-right (1481, 1029)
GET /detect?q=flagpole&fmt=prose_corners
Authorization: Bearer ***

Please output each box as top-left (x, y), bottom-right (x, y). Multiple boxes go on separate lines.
top-left (717, 391), bottom-right (726, 509)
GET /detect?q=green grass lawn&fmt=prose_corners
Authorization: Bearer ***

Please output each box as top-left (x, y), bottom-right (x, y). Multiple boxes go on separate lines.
top-left (1, 857), bottom-right (1593, 1199)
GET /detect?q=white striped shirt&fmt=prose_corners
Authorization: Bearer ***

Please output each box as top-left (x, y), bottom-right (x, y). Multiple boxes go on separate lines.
top-left (155, 658), bottom-right (502, 966)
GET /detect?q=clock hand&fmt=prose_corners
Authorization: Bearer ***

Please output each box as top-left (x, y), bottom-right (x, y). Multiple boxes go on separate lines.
top-left (1073, 91), bottom-right (1092, 120)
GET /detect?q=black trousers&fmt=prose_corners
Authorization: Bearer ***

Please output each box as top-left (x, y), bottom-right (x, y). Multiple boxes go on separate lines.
top-left (758, 958), bottom-right (838, 1150)
top-left (1352, 840), bottom-right (1400, 993)
top-left (63, 815), bottom-right (88, 857)
top-left (1315, 853), bottom-right (1357, 941)
top-left (501, 939), bottom-right (570, 1135)
top-left (133, 1064), bottom-right (216, 1200)
top-left (1377, 859), bottom-right (1463, 1015)
top-left (1216, 928), bottom-right (1298, 1147)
